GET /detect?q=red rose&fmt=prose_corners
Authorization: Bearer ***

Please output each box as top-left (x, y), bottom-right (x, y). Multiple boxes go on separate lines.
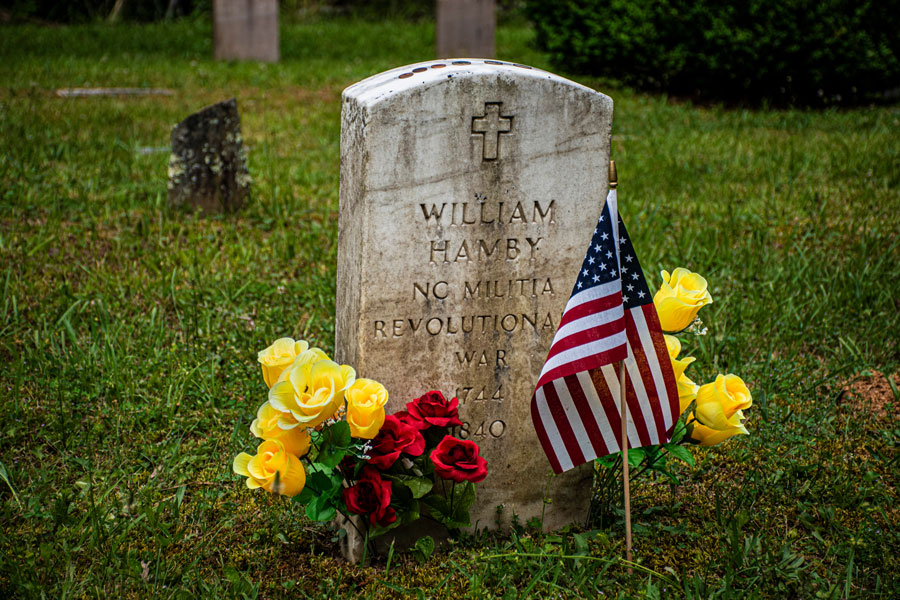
top-left (393, 409), bottom-right (428, 431)
top-left (342, 466), bottom-right (396, 526)
top-left (406, 391), bottom-right (463, 428)
top-left (430, 436), bottom-right (488, 483)
top-left (366, 414), bottom-right (425, 470)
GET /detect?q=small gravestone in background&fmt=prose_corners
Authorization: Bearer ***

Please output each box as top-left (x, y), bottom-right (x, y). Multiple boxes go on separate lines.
top-left (336, 60), bottom-right (613, 559)
top-left (436, 0), bottom-right (495, 58)
top-left (167, 98), bottom-right (250, 213)
top-left (213, 0), bottom-right (279, 62)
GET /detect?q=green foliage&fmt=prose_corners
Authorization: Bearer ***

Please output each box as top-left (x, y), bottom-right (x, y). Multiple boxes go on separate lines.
top-left (421, 482), bottom-right (477, 530)
top-left (384, 474), bottom-right (433, 499)
top-left (408, 535), bottom-right (435, 564)
top-left (525, 0), bottom-right (900, 106)
top-left (311, 420), bottom-right (353, 468)
top-left (6, 0), bottom-right (202, 23)
top-left (294, 463), bottom-right (345, 522)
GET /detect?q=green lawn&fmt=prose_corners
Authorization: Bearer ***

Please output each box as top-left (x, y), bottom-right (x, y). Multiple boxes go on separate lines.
top-left (1, 16), bottom-right (899, 599)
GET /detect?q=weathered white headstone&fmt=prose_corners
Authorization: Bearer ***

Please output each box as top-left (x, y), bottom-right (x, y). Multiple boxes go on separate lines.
top-left (336, 60), bottom-right (612, 544)
top-left (436, 0), bottom-right (495, 59)
top-left (213, 0), bottom-right (279, 62)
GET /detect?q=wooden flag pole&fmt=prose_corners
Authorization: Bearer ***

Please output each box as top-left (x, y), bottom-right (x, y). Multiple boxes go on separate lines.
top-left (619, 360), bottom-right (633, 572)
top-left (610, 160), bottom-right (633, 572)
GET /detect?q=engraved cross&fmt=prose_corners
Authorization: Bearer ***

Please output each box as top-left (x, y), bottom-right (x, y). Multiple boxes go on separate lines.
top-left (472, 102), bottom-right (512, 161)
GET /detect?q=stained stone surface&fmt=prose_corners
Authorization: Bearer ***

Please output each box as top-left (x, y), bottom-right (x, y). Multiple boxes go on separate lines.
top-left (167, 98), bottom-right (250, 214)
top-left (335, 60), bottom-right (613, 552)
top-left (436, 0), bottom-right (495, 59)
top-left (213, 0), bottom-right (279, 62)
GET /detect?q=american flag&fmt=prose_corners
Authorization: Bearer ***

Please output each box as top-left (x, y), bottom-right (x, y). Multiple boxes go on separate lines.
top-left (531, 189), bottom-right (680, 474)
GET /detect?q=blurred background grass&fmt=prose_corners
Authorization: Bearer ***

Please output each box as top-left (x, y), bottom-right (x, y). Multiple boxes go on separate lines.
top-left (0, 14), bottom-right (898, 599)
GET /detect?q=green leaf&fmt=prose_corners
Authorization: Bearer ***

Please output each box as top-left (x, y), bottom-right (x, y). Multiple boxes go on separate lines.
top-left (305, 494), bottom-right (337, 522)
top-left (665, 443), bottom-right (695, 467)
top-left (626, 447), bottom-right (645, 468)
top-left (385, 474), bottom-right (433, 499)
top-left (293, 485), bottom-right (316, 506)
top-left (325, 420), bottom-right (352, 446)
top-left (660, 469), bottom-right (680, 485)
top-left (450, 482), bottom-right (476, 526)
top-left (305, 470), bottom-right (336, 494)
top-left (400, 502), bottom-right (420, 525)
top-left (421, 494), bottom-right (461, 528)
top-left (421, 493), bottom-right (449, 515)
top-left (369, 515), bottom-right (404, 537)
top-left (670, 419), bottom-right (688, 444)
top-left (316, 421), bottom-right (352, 469)
top-left (596, 452), bottom-right (620, 468)
top-left (316, 445), bottom-right (349, 470)
top-left (0, 460), bottom-right (21, 508)
top-left (572, 532), bottom-right (589, 556)
top-left (886, 373), bottom-right (900, 403)
top-left (421, 482), bottom-right (476, 529)
top-left (409, 535), bottom-right (435, 564)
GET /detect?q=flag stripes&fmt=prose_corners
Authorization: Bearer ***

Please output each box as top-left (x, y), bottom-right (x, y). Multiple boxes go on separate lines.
top-left (532, 304), bottom-right (679, 473)
top-left (530, 189), bottom-right (681, 475)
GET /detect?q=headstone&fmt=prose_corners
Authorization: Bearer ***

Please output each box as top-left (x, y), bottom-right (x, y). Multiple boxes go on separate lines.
top-left (335, 60), bottom-right (613, 551)
top-left (436, 0), bottom-right (495, 59)
top-left (167, 98), bottom-right (250, 214)
top-left (213, 0), bottom-right (279, 62)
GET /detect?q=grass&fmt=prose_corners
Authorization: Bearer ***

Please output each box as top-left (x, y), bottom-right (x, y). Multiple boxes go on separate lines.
top-left (1, 15), bottom-right (899, 599)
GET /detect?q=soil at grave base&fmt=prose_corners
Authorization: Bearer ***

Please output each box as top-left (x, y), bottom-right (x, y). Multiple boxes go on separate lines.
top-left (838, 370), bottom-right (899, 422)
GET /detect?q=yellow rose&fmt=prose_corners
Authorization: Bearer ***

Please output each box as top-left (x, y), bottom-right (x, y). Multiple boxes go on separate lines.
top-left (345, 378), bottom-right (389, 439)
top-left (687, 412), bottom-right (748, 446)
top-left (664, 334), bottom-right (695, 380)
top-left (274, 346), bottom-right (331, 385)
top-left (232, 439), bottom-right (306, 497)
top-left (653, 268), bottom-right (713, 332)
top-left (694, 374), bottom-right (752, 431)
top-left (664, 334), bottom-right (698, 415)
top-left (677, 373), bottom-right (700, 416)
top-left (258, 338), bottom-right (310, 388)
top-left (268, 359), bottom-right (356, 428)
top-left (250, 401), bottom-right (311, 457)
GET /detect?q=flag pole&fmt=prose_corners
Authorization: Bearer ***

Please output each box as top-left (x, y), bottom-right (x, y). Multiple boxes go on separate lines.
top-left (610, 160), bottom-right (633, 573)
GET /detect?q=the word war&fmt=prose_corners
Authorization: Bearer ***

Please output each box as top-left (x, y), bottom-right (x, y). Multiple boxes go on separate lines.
top-left (455, 349), bottom-right (507, 368)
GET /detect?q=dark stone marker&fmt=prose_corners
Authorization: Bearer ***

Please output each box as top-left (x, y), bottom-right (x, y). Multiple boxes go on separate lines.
top-left (436, 0), bottom-right (495, 59)
top-left (213, 0), bottom-right (279, 62)
top-left (168, 98), bottom-right (250, 214)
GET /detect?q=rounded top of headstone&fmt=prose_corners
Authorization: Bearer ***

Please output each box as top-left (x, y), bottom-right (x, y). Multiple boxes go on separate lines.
top-left (343, 59), bottom-right (606, 109)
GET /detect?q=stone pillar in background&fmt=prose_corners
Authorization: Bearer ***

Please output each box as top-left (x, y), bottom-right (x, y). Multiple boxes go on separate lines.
top-left (436, 0), bottom-right (495, 58)
top-left (213, 0), bottom-right (279, 62)
top-left (167, 98), bottom-right (250, 214)
top-left (336, 60), bottom-right (613, 549)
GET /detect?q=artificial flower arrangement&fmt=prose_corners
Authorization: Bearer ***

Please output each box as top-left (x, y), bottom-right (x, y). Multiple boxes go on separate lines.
top-left (654, 267), bottom-right (752, 447)
top-left (232, 339), bottom-right (488, 543)
top-left (595, 267), bottom-right (752, 515)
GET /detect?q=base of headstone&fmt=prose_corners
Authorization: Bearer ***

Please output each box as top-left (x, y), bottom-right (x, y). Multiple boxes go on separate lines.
top-left (337, 511), bottom-right (449, 564)
top-left (167, 98), bottom-right (250, 214)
